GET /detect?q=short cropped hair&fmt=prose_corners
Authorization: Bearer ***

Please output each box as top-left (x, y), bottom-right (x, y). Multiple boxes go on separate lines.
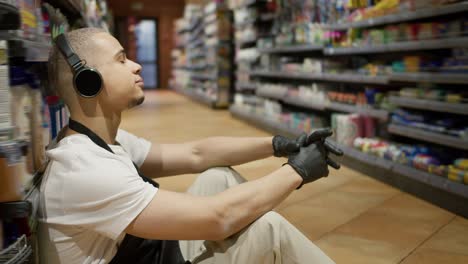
top-left (47, 27), bottom-right (106, 97)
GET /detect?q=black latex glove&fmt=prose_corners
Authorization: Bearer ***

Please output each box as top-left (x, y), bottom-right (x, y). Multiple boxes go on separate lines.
top-left (287, 142), bottom-right (329, 189)
top-left (272, 133), bottom-right (307, 157)
top-left (272, 128), bottom-right (344, 158)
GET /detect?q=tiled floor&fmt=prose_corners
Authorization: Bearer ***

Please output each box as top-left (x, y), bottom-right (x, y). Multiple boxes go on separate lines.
top-left (121, 90), bottom-right (468, 263)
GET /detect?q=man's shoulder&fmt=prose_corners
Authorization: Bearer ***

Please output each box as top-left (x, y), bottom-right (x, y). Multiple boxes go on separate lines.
top-left (46, 135), bottom-right (134, 176)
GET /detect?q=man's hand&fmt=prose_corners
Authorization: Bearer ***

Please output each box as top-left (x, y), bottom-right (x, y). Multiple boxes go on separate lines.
top-left (286, 139), bottom-right (343, 189)
top-left (272, 128), bottom-right (343, 158)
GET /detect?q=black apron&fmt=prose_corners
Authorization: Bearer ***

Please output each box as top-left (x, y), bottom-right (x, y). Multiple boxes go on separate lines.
top-left (68, 119), bottom-right (188, 264)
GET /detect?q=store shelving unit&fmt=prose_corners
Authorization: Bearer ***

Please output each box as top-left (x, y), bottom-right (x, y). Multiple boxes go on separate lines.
top-left (390, 72), bottom-right (468, 85)
top-left (327, 102), bottom-right (388, 120)
top-left (229, 1), bottom-right (468, 215)
top-left (388, 124), bottom-right (468, 151)
top-left (0, 31), bottom-right (51, 62)
top-left (325, 1), bottom-right (468, 30)
top-left (172, 3), bottom-right (233, 108)
top-left (235, 82), bottom-right (256, 92)
top-left (256, 87), bottom-right (286, 101)
top-left (259, 44), bottom-right (323, 54)
top-left (250, 70), bottom-right (390, 85)
top-left (389, 96), bottom-right (468, 115)
top-left (229, 104), bottom-right (468, 217)
top-left (324, 37), bottom-right (468, 55)
top-left (1, 2), bottom-right (112, 262)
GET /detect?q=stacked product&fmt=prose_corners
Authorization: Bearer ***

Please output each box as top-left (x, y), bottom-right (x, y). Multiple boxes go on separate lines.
top-left (354, 137), bottom-right (468, 185)
top-left (169, 18), bottom-right (190, 91)
top-left (202, 1), bottom-right (233, 107)
top-left (172, 2), bottom-right (234, 108)
top-left (391, 108), bottom-right (467, 139)
top-left (0, 41), bottom-right (12, 140)
top-left (229, 0), bottom-right (277, 103)
top-left (331, 113), bottom-right (377, 146)
top-left (328, 15), bottom-right (467, 47)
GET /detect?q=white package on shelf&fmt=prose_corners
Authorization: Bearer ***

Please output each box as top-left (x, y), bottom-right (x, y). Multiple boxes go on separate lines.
top-left (0, 41), bottom-right (12, 131)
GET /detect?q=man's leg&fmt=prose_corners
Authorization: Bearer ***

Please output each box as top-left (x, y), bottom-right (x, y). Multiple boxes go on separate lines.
top-left (194, 211), bottom-right (335, 264)
top-left (179, 167), bottom-right (335, 264)
top-left (179, 167), bottom-right (247, 262)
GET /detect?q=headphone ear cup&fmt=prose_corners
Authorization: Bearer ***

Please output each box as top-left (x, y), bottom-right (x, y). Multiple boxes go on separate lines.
top-left (74, 68), bottom-right (103, 97)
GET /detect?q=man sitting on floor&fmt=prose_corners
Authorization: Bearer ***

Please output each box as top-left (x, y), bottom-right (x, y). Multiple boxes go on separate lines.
top-left (38, 27), bottom-right (343, 264)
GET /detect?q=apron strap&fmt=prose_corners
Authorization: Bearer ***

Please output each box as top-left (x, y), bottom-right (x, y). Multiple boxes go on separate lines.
top-left (68, 119), bottom-right (159, 188)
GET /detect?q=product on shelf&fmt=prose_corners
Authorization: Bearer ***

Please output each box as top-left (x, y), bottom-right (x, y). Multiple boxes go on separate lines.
top-left (397, 86), bottom-right (467, 103)
top-left (353, 137), bottom-right (468, 185)
top-left (0, 41), bottom-right (13, 139)
top-left (0, 141), bottom-right (23, 202)
top-left (332, 113), bottom-right (377, 146)
top-left (391, 108), bottom-right (468, 138)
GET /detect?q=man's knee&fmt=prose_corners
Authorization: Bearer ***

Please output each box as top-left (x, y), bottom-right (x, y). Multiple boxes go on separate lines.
top-left (254, 211), bottom-right (286, 230)
top-left (198, 167), bottom-right (245, 186)
top-left (198, 167), bottom-right (232, 184)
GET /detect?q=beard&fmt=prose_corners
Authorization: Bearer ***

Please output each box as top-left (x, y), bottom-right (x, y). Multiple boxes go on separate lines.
top-left (128, 94), bottom-right (145, 108)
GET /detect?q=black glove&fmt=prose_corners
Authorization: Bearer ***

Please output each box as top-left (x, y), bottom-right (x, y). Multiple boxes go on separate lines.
top-left (272, 133), bottom-right (307, 157)
top-left (272, 128), bottom-right (336, 157)
top-left (287, 142), bottom-right (329, 189)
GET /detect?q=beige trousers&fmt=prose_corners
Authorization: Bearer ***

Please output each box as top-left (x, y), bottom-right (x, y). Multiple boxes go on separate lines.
top-left (178, 167), bottom-right (335, 264)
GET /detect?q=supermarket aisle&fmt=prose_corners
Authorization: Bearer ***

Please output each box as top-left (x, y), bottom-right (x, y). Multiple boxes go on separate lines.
top-left (121, 90), bottom-right (468, 264)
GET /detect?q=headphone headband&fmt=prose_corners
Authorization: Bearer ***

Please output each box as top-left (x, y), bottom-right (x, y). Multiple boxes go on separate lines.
top-left (56, 34), bottom-right (84, 71)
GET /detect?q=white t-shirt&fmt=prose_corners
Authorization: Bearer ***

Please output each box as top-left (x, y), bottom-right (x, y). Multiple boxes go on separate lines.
top-left (37, 129), bottom-right (157, 264)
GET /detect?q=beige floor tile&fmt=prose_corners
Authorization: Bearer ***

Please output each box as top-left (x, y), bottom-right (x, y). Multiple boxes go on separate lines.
top-left (279, 178), bottom-right (399, 240)
top-left (316, 234), bottom-right (400, 264)
top-left (400, 248), bottom-right (468, 264)
top-left (321, 194), bottom-right (454, 261)
top-left (418, 217), bottom-right (468, 256)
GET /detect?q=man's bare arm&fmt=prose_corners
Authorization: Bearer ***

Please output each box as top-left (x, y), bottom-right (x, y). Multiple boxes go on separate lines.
top-left (140, 137), bottom-right (274, 178)
top-left (125, 165), bottom-right (301, 240)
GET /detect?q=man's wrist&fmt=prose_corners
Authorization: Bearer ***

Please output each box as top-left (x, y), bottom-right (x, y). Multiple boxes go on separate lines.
top-left (280, 164), bottom-right (303, 189)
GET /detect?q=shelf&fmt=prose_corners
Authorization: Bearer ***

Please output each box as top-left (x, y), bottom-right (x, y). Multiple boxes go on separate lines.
top-left (187, 51), bottom-right (205, 60)
top-left (0, 235), bottom-right (32, 264)
top-left (45, 0), bottom-right (82, 19)
top-left (237, 38), bottom-right (257, 47)
top-left (230, 105), bottom-right (468, 216)
top-left (325, 2), bottom-right (468, 30)
top-left (390, 72), bottom-right (468, 84)
top-left (0, 32), bottom-right (51, 62)
top-left (324, 37), bottom-right (468, 55)
top-left (187, 38), bottom-right (204, 48)
top-left (256, 88), bottom-right (287, 101)
top-left (0, 1), bottom-right (20, 30)
top-left (230, 104), bottom-right (297, 136)
top-left (173, 87), bottom-right (215, 107)
top-left (235, 17), bottom-right (258, 28)
top-left (389, 96), bottom-right (468, 115)
top-left (259, 44), bottom-right (323, 54)
top-left (235, 0), bottom-right (258, 9)
top-left (0, 201), bottom-right (31, 218)
top-left (253, 91), bottom-right (387, 119)
top-left (327, 102), bottom-right (389, 120)
top-left (250, 70), bottom-right (389, 84)
top-left (187, 17), bottom-right (203, 32)
top-left (283, 97), bottom-right (326, 111)
top-left (192, 74), bottom-right (216, 81)
top-left (260, 13), bottom-right (276, 22)
top-left (388, 124), bottom-right (468, 150)
top-left (236, 82), bottom-right (257, 91)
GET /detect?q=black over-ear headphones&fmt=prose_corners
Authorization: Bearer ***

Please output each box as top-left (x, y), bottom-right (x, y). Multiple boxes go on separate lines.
top-left (55, 33), bottom-right (103, 97)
